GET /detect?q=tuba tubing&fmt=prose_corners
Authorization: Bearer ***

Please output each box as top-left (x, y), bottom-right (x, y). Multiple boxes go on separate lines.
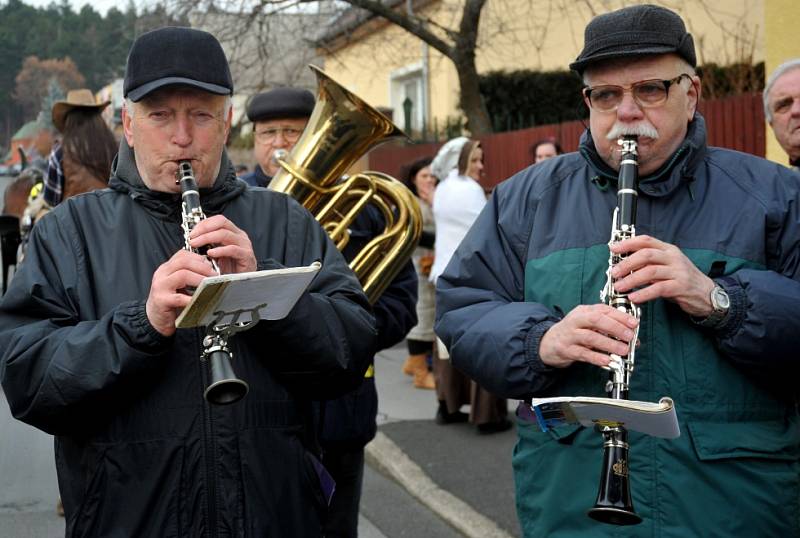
top-left (268, 66), bottom-right (422, 304)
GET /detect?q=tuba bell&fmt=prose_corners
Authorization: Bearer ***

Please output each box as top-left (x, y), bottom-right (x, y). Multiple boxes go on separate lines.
top-left (268, 65), bottom-right (422, 304)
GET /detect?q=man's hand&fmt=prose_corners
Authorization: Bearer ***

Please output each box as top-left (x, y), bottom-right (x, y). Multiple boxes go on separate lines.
top-left (189, 215), bottom-right (257, 275)
top-left (610, 235), bottom-right (715, 317)
top-left (539, 304), bottom-right (638, 368)
top-left (146, 250), bottom-right (219, 336)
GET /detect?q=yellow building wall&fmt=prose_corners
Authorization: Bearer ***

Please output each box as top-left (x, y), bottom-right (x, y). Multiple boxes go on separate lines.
top-left (321, 0), bottom-right (764, 133)
top-left (764, 0), bottom-right (800, 165)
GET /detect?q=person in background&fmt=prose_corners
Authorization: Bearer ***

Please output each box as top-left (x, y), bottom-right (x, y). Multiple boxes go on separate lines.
top-left (531, 137), bottom-right (563, 164)
top-left (435, 5), bottom-right (800, 536)
top-left (401, 156), bottom-right (436, 390)
top-left (430, 137), bottom-right (511, 434)
top-left (45, 88), bottom-right (116, 208)
top-left (234, 163), bottom-right (249, 178)
top-left (241, 85), bottom-right (418, 537)
top-left (240, 87), bottom-right (314, 187)
top-left (764, 59), bottom-right (800, 170)
top-left (0, 26), bottom-right (376, 536)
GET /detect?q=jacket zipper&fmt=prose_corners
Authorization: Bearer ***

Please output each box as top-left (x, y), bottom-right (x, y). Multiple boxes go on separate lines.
top-left (199, 333), bottom-right (219, 538)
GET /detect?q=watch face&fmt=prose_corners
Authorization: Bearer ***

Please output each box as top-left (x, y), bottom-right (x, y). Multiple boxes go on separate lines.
top-left (712, 287), bottom-right (730, 310)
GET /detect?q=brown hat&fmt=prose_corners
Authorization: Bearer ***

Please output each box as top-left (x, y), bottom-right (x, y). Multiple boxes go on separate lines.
top-left (52, 89), bottom-right (111, 132)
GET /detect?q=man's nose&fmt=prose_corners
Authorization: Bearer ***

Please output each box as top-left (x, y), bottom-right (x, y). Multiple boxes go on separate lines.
top-left (273, 131), bottom-right (290, 147)
top-left (790, 97), bottom-right (800, 117)
top-left (171, 117), bottom-right (192, 146)
top-left (616, 92), bottom-right (644, 122)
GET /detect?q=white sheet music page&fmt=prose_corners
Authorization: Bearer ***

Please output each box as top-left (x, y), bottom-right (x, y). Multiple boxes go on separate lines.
top-left (175, 261), bottom-right (322, 328)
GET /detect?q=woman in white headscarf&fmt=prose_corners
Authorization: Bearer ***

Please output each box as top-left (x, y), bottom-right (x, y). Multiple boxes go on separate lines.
top-left (430, 137), bottom-right (510, 434)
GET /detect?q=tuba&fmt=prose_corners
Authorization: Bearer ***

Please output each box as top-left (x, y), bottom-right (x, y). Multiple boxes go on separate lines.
top-left (268, 66), bottom-right (422, 304)
top-left (588, 136), bottom-right (642, 525)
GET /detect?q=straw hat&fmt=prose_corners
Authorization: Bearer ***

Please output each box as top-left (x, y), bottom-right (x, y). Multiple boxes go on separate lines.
top-left (51, 89), bottom-right (111, 132)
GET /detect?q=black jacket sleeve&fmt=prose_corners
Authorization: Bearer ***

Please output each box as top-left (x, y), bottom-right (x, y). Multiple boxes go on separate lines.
top-left (0, 215), bottom-right (172, 435)
top-left (243, 198), bottom-right (378, 399)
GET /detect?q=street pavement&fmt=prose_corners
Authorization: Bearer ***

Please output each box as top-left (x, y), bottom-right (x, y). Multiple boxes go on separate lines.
top-left (369, 343), bottom-right (522, 538)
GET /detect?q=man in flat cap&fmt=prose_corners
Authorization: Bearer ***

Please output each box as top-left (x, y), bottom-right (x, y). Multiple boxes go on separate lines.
top-left (765, 59), bottom-right (800, 171)
top-left (0, 26), bottom-right (376, 536)
top-left (435, 5), bottom-right (800, 536)
top-left (245, 86), bottom-right (418, 538)
top-left (241, 87), bottom-right (315, 187)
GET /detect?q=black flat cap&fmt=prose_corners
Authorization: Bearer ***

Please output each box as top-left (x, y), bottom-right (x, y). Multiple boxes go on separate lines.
top-left (570, 4), bottom-right (696, 73)
top-left (246, 88), bottom-right (315, 122)
top-left (124, 27), bottom-right (233, 102)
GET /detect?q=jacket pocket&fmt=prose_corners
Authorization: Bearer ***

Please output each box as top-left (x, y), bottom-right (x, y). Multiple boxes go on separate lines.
top-left (687, 419), bottom-right (800, 462)
top-left (72, 440), bottom-right (186, 538)
top-left (680, 420), bottom-right (800, 536)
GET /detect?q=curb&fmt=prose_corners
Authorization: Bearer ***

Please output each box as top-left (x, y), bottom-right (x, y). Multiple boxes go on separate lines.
top-left (365, 431), bottom-right (515, 538)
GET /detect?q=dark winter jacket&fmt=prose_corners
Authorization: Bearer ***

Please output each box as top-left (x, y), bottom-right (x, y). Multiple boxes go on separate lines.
top-left (0, 140), bottom-right (377, 537)
top-left (240, 165), bottom-right (270, 188)
top-left (436, 115), bottom-right (800, 537)
top-left (316, 205), bottom-right (418, 449)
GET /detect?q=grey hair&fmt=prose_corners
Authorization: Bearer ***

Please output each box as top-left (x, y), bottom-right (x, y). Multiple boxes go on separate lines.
top-left (764, 59), bottom-right (800, 122)
top-left (124, 95), bottom-right (233, 119)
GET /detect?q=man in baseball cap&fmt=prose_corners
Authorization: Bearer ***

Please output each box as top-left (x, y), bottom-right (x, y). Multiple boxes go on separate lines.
top-left (241, 87), bottom-right (315, 187)
top-left (0, 25), bottom-right (377, 536)
top-left (434, 4), bottom-right (800, 536)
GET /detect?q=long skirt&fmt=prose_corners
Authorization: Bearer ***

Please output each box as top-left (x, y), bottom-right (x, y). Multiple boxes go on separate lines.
top-left (432, 337), bottom-right (507, 426)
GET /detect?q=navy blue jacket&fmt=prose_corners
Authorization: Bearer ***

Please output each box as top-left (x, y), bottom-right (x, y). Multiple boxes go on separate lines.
top-left (435, 115), bottom-right (800, 536)
top-left (317, 204), bottom-right (418, 449)
top-left (240, 165), bottom-right (270, 188)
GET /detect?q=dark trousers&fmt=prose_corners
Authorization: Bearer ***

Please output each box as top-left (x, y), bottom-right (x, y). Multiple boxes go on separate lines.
top-left (322, 446), bottom-right (365, 538)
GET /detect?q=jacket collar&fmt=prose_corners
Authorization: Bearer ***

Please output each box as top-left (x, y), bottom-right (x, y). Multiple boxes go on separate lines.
top-left (251, 165), bottom-right (271, 187)
top-left (579, 112), bottom-right (707, 198)
top-left (109, 139), bottom-right (246, 221)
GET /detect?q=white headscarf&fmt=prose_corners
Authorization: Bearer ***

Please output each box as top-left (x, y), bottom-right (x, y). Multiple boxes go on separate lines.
top-left (430, 136), bottom-right (469, 181)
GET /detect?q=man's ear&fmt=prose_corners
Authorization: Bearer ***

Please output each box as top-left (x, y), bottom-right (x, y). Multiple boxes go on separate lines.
top-left (122, 105), bottom-right (134, 147)
top-left (686, 75), bottom-right (701, 121)
top-left (224, 103), bottom-right (233, 143)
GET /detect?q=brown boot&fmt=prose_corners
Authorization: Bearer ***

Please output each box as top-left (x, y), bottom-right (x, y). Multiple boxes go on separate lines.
top-left (56, 496), bottom-right (64, 517)
top-left (402, 354), bottom-right (427, 376)
top-left (413, 369), bottom-right (435, 390)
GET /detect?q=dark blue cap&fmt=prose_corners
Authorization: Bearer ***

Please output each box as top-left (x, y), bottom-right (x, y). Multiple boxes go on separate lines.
top-left (124, 27), bottom-right (233, 102)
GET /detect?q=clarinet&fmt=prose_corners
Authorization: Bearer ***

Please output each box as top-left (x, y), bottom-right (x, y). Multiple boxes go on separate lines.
top-left (587, 136), bottom-right (643, 526)
top-left (177, 161), bottom-right (249, 405)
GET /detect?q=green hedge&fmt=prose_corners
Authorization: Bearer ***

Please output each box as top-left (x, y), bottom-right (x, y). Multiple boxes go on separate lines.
top-left (479, 69), bottom-right (587, 132)
top-left (478, 62), bottom-right (765, 133)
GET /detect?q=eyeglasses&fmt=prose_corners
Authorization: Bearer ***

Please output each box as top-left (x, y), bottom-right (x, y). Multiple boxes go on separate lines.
top-left (583, 74), bottom-right (691, 112)
top-left (254, 126), bottom-right (304, 143)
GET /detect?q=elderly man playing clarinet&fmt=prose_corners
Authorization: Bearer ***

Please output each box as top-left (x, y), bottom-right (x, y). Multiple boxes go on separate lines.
top-left (0, 26), bottom-right (376, 536)
top-left (435, 5), bottom-right (800, 537)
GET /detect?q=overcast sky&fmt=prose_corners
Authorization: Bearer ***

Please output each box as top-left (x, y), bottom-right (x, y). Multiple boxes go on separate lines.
top-left (20, 0), bottom-right (145, 16)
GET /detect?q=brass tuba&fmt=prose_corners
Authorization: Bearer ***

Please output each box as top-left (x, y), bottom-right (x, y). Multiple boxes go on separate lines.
top-left (268, 66), bottom-right (422, 304)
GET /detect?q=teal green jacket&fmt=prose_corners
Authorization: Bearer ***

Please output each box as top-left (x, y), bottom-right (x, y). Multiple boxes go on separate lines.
top-left (436, 116), bottom-right (800, 536)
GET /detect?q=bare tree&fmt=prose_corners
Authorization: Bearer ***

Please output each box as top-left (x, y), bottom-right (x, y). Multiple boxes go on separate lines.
top-left (13, 56), bottom-right (86, 118)
top-left (316, 0), bottom-right (492, 135)
top-left (164, 0), bottom-right (492, 134)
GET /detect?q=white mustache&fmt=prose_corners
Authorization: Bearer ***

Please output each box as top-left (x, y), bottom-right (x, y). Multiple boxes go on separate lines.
top-left (606, 122), bottom-right (659, 140)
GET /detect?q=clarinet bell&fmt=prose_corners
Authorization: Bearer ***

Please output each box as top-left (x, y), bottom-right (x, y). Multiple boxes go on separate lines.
top-left (587, 435), bottom-right (642, 526)
top-left (204, 348), bottom-right (249, 405)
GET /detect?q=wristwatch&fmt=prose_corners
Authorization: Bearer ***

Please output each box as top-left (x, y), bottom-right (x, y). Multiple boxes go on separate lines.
top-left (693, 285), bottom-right (730, 328)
